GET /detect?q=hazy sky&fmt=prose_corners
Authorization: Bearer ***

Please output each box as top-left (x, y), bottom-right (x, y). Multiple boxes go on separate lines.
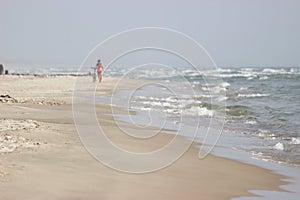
top-left (1, 0), bottom-right (299, 67)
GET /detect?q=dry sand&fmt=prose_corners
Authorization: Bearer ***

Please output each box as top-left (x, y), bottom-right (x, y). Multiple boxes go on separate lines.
top-left (0, 75), bottom-right (287, 200)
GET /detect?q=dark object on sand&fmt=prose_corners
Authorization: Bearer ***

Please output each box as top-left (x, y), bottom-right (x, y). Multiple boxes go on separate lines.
top-left (5, 70), bottom-right (8, 75)
top-left (0, 64), bottom-right (3, 75)
top-left (0, 94), bottom-right (18, 103)
top-left (0, 94), bottom-right (12, 98)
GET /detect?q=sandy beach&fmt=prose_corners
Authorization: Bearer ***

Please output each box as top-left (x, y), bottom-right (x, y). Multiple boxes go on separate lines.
top-left (0, 75), bottom-right (287, 200)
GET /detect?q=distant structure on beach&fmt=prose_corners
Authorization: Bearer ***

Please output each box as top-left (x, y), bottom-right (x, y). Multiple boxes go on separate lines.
top-left (0, 64), bottom-right (4, 75)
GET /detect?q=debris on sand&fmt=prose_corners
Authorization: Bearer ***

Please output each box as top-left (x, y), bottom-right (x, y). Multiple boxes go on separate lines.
top-left (0, 119), bottom-right (41, 153)
top-left (0, 95), bottom-right (18, 103)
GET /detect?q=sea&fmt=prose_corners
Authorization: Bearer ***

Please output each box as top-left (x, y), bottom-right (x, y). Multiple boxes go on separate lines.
top-left (4, 63), bottom-right (300, 199)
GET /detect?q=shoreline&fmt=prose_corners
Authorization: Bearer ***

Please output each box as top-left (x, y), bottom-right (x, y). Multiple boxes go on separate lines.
top-left (0, 75), bottom-right (290, 199)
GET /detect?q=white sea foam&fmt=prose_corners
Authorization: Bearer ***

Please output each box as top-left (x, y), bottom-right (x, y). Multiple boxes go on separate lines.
top-left (273, 142), bottom-right (285, 151)
top-left (241, 68), bottom-right (255, 72)
top-left (220, 82), bottom-right (231, 87)
top-left (162, 102), bottom-right (172, 107)
top-left (216, 96), bottom-right (228, 102)
top-left (259, 76), bottom-right (269, 80)
top-left (262, 68), bottom-right (287, 74)
top-left (209, 73), bottom-right (254, 78)
top-left (182, 106), bottom-right (214, 117)
top-left (138, 107), bottom-right (151, 111)
top-left (290, 137), bottom-right (300, 145)
top-left (164, 97), bottom-right (177, 103)
top-left (136, 96), bottom-right (148, 100)
top-left (257, 131), bottom-right (276, 139)
top-left (211, 86), bottom-right (227, 94)
top-left (245, 120), bottom-right (257, 125)
top-left (141, 101), bottom-right (162, 107)
top-left (216, 68), bottom-right (233, 73)
top-left (237, 93), bottom-right (270, 98)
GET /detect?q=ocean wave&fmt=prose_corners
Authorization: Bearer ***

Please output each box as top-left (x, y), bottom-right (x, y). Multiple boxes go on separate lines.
top-left (259, 76), bottom-right (269, 80)
top-left (262, 68), bottom-right (287, 74)
top-left (256, 130), bottom-right (277, 140)
top-left (133, 94), bottom-right (220, 118)
top-left (182, 106), bottom-right (215, 117)
top-left (5, 65), bottom-right (300, 79)
top-left (251, 150), bottom-right (300, 167)
top-left (241, 68), bottom-right (255, 72)
top-left (216, 68), bottom-right (233, 73)
top-left (118, 67), bottom-right (300, 168)
top-left (199, 67), bottom-right (300, 80)
top-left (237, 93), bottom-right (270, 98)
top-left (208, 73), bottom-right (256, 78)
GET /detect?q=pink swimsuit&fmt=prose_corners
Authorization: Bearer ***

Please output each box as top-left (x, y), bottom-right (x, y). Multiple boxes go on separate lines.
top-left (97, 64), bottom-right (103, 75)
